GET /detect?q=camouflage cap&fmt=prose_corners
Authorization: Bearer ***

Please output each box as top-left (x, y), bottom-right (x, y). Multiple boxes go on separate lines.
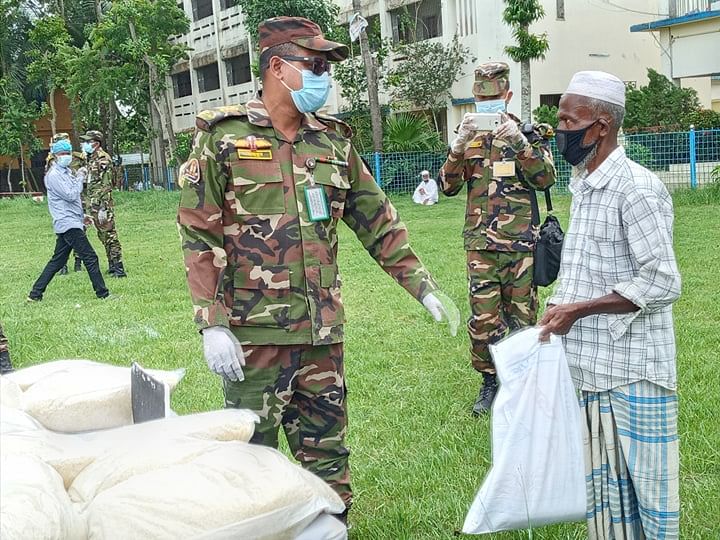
top-left (258, 16), bottom-right (349, 62)
top-left (51, 132), bottom-right (70, 144)
top-left (79, 130), bottom-right (103, 143)
top-left (473, 61), bottom-right (510, 98)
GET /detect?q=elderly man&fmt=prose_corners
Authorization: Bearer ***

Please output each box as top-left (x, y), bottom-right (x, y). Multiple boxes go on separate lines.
top-left (177, 16), bottom-right (457, 523)
top-left (28, 140), bottom-right (110, 302)
top-left (412, 170), bottom-right (438, 205)
top-left (539, 71), bottom-right (681, 539)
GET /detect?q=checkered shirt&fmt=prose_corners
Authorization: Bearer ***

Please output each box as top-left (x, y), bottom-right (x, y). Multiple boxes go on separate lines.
top-left (548, 146), bottom-right (681, 392)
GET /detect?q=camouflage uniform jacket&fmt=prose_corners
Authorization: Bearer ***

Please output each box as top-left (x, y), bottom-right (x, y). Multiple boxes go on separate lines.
top-left (86, 148), bottom-right (114, 211)
top-left (177, 98), bottom-right (438, 346)
top-left (440, 118), bottom-right (556, 252)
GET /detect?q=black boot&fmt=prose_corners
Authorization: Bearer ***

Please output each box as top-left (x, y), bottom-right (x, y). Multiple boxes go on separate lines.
top-left (0, 350), bottom-right (13, 374)
top-left (111, 260), bottom-right (127, 278)
top-left (472, 372), bottom-right (498, 416)
top-left (59, 264), bottom-right (69, 275)
top-left (74, 257), bottom-right (82, 272)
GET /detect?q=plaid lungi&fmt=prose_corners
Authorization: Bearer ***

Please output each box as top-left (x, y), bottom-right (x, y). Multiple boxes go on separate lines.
top-left (581, 381), bottom-right (679, 540)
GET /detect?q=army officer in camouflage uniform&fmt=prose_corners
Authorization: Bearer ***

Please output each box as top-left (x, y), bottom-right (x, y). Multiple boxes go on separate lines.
top-left (177, 16), bottom-right (456, 521)
top-left (440, 62), bottom-right (556, 416)
top-left (80, 130), bottom-right (126, 278)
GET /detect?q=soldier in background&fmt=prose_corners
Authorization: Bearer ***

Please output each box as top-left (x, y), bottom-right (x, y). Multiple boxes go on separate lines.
top-left (80, 130), bottom-right (126, 278)
top-left (177, 16), bottom-right (458, 524)
top-left (439, 62), bottom-right (556, 416)
top-left (0, 322), bottom-right (13, 374)
top-left (46, 133), bottom-right (87, 274)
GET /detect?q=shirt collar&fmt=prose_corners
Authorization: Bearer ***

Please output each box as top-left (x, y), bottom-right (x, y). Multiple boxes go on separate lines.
top-left (246, 98), bottom-right (327, 133)
top-left (570, 146), bottom-right (626, 195)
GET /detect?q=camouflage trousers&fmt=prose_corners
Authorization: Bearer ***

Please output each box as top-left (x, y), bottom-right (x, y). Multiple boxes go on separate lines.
top-left (223, 342), bottom-right (351, 508)
top-left (91, 206), bottom-right (123, 264)
top-left (467, 250), bottom-right (537, 373)
top-left (0, 322), bottom-right (8, 355)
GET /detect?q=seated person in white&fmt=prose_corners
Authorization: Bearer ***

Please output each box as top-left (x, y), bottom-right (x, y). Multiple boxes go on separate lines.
top-left (412, 170), bottom-right (438, 205)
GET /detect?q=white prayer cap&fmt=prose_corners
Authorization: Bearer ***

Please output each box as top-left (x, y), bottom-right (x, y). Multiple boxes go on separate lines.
top-left (421, 170), bottom-right (430, 176)
top-left (564, 71), bottom-right (626, 108)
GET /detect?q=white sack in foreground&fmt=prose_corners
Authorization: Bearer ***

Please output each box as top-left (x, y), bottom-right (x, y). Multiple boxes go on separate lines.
top-left (5, 360), bottom-right (185, 432)
top-left (84, 441), bottom-right (345, 540)
top-left (462, 327), bottom-right (585, 534)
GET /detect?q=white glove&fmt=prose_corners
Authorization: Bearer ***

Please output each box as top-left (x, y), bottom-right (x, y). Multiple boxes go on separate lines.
top-left (450, 114), bottom-right (476, 155)
top-left (97, 208), bottom-right (108, 225)
top-left (422, 292), bottom-right (460, 337)
top-left (493, 113), bottom-right (528, 151)
top-left (202, 326), bottom-right (245, 381)
top-left (76, 167), bottom-right (88, 182)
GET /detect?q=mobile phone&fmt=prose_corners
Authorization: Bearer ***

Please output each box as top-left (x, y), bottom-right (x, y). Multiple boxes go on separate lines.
top-left (465, 112), bottom-right (502, 132)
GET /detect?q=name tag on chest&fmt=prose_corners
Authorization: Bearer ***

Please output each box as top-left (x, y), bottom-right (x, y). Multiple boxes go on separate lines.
top-left (305, 185), bottom-right (330, 221)
top-left (492, 161), bottom-right (516, 177)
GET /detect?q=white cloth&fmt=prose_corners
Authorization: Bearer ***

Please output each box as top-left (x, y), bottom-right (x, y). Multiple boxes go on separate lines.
top-left (547, 146), bottom-right (681, 392)
top-left (564, 71), bottom-right (626, 107)
top-left (412, 178), bottom-right (438, 205)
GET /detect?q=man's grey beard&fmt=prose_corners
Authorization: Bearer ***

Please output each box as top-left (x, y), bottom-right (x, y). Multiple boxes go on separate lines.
top-left (571, 145), bottom-right (598, 178)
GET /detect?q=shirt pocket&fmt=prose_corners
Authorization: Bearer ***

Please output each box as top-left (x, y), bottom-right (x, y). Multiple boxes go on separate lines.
top-left (229, 160), bottom-right (285, 215)
top-left (587, 237), bottom-right (634, 283)
top-left (309, 170), bottom-right (351, 219)
top-left (319, 264), bottom-right (345, 326)
top-left (230, 264), bottom-right (294, 328)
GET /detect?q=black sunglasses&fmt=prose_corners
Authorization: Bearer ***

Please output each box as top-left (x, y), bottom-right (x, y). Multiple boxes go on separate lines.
top-left (279, 55), bottom-right (331, 76)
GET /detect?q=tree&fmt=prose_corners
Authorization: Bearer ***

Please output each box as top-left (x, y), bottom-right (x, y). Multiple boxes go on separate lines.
top-left (386, 35), bottom-right (474, 133)
top-left (382, 113), bottom-right (444, 152)
top-left (0, 0), bottom-right (34, 92)
top-left (624, 69), bottom-right (702, 131)
top-left (26, 15), bottom-right (72, 137)
top-left (502, 0), bottom-right (549, 121)
top-left (236, 0), bottom-right (339, 43)
top-left (0, 78), bottom-right (45, 191)
top-left (532, 104), bottom-right (558, 127)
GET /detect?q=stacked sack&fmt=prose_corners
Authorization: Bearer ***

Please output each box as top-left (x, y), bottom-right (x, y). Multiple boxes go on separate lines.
top-left (0, 360), bottom-right (346, 540)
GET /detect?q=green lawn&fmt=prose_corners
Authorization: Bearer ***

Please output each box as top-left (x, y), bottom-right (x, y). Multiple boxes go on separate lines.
top-left (0, 189), bottom-right (718, 539)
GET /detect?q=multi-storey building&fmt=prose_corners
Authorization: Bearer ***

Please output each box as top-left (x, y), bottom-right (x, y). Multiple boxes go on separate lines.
top-left (169, 0), bottom-right (712, 138)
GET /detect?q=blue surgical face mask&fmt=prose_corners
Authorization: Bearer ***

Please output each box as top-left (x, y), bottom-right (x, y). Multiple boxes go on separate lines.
top-left (82, 142), bottom-right (95, 154)
top-left (57, 155), bottom-right (73, 168)
top-left (475, 99), bottom-right (507, 114)
top-left (281, 60), bottom-right (331, 114)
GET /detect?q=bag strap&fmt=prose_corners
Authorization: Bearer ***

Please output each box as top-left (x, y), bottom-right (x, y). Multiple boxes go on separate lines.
top-left (544, 188), bottom-right (553, 213)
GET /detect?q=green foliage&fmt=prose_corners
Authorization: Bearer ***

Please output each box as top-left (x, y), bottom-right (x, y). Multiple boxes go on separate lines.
top-left (502, 0), bottom-right (549, 62)
top-left (387, 35), bottom-right (475, 129)
top-left (382, 113), bottom-right (444, 153)
top-left (0, 0), bottom-right (34, 92)
top-left (172, 131), bottom-right (194, 165)
top-left (26, 16), bottom-right (72, 93)
top-left (236, 0), bottom-right (339, 45)
top-left (684, 108), bottom-right (720, 130)
top-left (624, 142), bottom-right (654, 169)
top-left (532, 104), bottom-right (558, 127)
top-left (0, 78), bottom-right (46, 161)
top-left (624, 69), bottom-right (702, 131)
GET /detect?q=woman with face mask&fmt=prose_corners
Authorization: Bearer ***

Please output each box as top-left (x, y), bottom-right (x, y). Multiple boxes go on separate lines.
top-left (27, 140), bottom-right (110, 302)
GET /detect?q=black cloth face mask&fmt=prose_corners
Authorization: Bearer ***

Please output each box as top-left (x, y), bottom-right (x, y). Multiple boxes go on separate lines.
top-left (555, 121), bottom-right (599, 166)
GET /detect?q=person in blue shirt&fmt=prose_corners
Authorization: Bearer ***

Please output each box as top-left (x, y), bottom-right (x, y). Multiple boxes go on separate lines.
top-left (28, 140), bottom-right (110, 301)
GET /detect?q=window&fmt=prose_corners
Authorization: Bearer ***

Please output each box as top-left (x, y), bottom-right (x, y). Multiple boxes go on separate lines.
top-left (191, 0), bottom-right (212, 21)
top-left (540, 94), bottom-right (562, 108)
top-left (226, 54), bottom-right (251, 86)
top-left (220, 0), bottom-right (235, 9)
top-left (196, 63), bottom-right (220, 93)
top-left (390, 0), bottom-right (442, 44)
top-left (556, 0), bottom-right (565, 20)
top-left (173, 70), bottom-right (192, 98)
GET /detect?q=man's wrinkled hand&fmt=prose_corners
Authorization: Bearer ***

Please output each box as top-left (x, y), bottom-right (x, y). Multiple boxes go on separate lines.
top-left (538, 303), bottom-right (581, 341)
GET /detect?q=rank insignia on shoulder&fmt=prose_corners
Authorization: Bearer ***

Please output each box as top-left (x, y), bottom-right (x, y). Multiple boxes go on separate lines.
top-left (235, 137), bottom-right (272, 150)
top-left (468, 141), bottom-right (484, 148)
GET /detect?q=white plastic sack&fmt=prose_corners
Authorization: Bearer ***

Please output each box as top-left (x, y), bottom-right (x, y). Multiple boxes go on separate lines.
top-left (462, 327), bottom-right (585, 534)
top-left (0, 376), bottom-right (23, 408)
top-left (84, 442), bottom-right (345, 540)
top-left (294, 514), bottom-right (347, 540)
top-left (0, 455), bottom-right (87, 540)
top-left (6, 360), bottom-right (185, 432)
top-left (1, 408), bottom-right (257, 489)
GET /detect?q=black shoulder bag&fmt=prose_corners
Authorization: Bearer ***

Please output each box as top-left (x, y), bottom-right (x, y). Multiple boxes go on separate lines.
top-left (530, 189), bottom-right (564, 287)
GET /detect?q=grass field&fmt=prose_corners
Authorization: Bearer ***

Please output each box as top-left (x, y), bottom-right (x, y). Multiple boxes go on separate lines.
top-left (1, 188), bottom-right (718, 539)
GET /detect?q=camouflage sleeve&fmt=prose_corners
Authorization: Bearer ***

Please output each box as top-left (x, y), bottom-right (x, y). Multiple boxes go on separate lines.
top-left (438, 151), bottom-right (469, 197)
top-left (176, 130), bottom-right (230, 331)
top-left (89, 156), bottom-right (114, 209)
top-left (343, 146), bottom-right (438, 302)
top-left (512, 133), bottom-right (556, 191)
